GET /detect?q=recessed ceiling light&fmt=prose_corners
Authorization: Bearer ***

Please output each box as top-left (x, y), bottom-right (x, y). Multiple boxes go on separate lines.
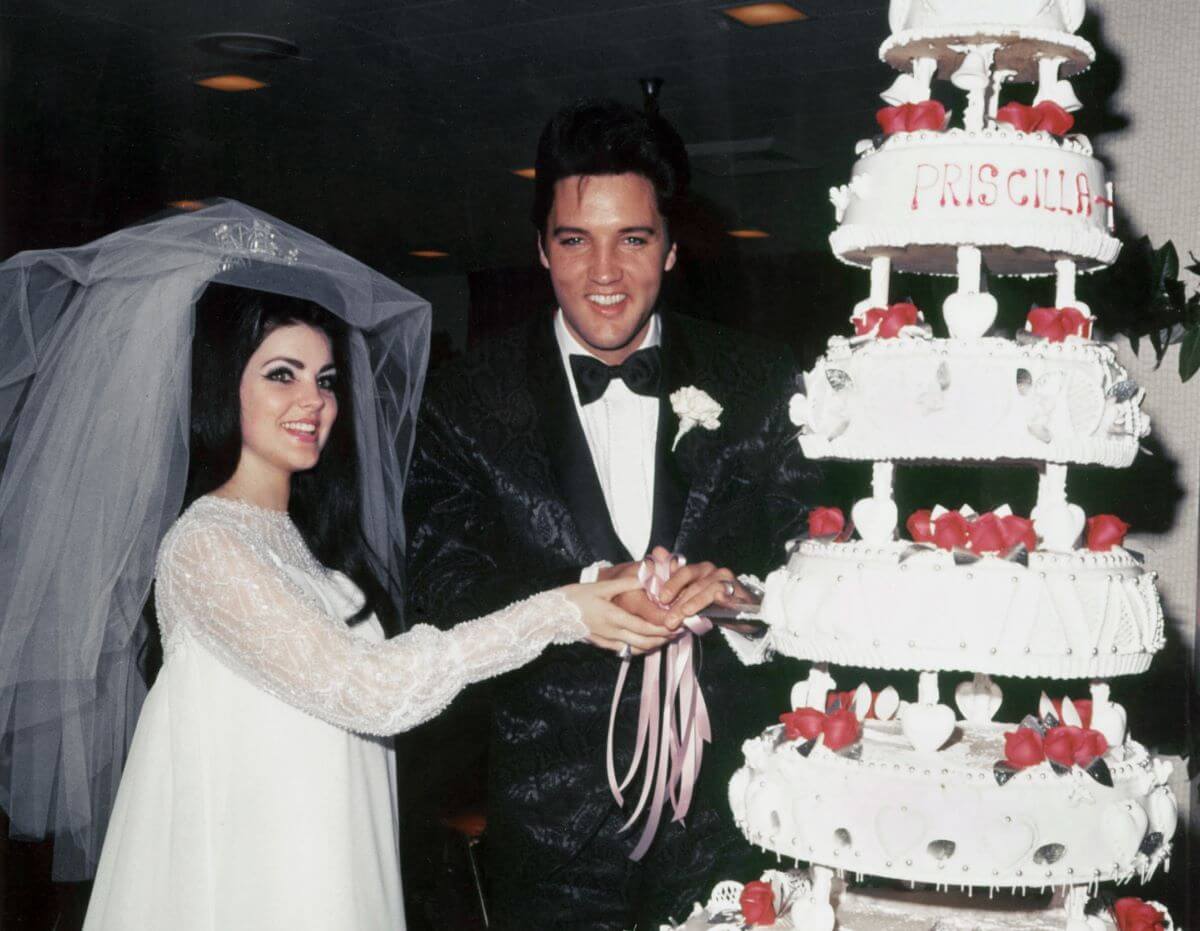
top-left (722, 3), bottom-right (808, 27)
top-left (194, 33), bottom-right (301, 61)
top-left (511, 168), bottom-right (536, 180)
top-left (195, 74), bottom-right (268, 92)
top-left (168, 199), bottom-right (207, 211)
top-left (410, 250), bottom-right (449, 259)
top-left (728, 229), bottom-right (771, 239)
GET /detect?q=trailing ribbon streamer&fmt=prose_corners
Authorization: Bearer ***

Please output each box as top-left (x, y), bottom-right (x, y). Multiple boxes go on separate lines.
top-left (605, 552), bottom-right (713, 861)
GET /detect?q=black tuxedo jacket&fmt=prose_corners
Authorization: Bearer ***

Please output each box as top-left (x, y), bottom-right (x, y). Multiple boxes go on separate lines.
top-left (405, 310), bottom-right (821, 879)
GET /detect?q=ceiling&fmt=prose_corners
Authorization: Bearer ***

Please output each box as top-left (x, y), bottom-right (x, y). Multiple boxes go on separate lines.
top-left (1, 0), bottom-right (896, 279)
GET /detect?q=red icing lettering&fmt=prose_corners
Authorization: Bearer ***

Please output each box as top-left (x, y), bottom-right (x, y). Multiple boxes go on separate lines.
top-left (1076, 172), bottom-right (1093, 216)
top-left (911, 163), bottom-right (940, 210)
top-left (940, 162), bottom-right (963, 207)
top-left (977, 164), bottom-right (999, 206)
top-left (1007, 169), bottom-right (1029, 206)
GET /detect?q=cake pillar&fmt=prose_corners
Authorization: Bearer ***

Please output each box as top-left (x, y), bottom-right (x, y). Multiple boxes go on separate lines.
top-left (942, 246), bottom-right (998, 338)
top-left (1032, 463), bottom-right (1085, 551)
top-left (1033, 56), bottom-right (1082, 113)
top-left (851, 461), bottom-right (898, 543)
top-left (1054, 258), bottom-right (1092, 324)
top-left (852, 256), bottom-right (891, 322)
top-left (949, 43), bottom-right (999, 132)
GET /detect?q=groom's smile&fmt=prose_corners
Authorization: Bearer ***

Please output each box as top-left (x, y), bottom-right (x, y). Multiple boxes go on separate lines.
top-left (538, 171), bottom-right (677, 366)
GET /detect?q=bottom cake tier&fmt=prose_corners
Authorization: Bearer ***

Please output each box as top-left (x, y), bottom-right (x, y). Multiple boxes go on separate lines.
top-left (730, 719), bottom-right (1175, 892)
top-left (663, 870), bottom-right (1175, 930)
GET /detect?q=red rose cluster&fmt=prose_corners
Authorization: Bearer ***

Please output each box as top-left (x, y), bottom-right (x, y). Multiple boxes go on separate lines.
top-left (808, 506), bottom-right (846, 539)
top-left (1003, 724), bottom-right (1108, 770)
top-left (852, 301), bottom-right (921, 339)
top-left (780, 707), bottom-right (860, 751)
top-left (1086, 514), bottom-right (1130, 551)
top-left (739, 881), bottom-right (777, 926)
top-left (876, 101), bottom-right (948, 135)
top-left (1026, 306), bottom-right (1092, 342)
top-left (1113, 897), bottom-right (1168, 931)
top-left (907, 508), bottom-right (1036, 554)
top-left (996, 100), bottom-right (1075, 135)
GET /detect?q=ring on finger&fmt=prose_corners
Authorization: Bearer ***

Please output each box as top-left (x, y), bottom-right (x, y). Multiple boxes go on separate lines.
top-left (618, 643), bottom-right (633, 661)
top-left (723, 581), bottom-right (736, 597)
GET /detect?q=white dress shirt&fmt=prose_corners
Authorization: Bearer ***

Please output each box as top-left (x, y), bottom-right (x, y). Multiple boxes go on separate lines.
top-left (554, 310), bottom-right (660, 574)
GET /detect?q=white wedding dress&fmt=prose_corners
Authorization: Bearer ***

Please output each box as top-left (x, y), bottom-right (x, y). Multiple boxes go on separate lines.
top-left (84, 495), bottom-right (586, 931)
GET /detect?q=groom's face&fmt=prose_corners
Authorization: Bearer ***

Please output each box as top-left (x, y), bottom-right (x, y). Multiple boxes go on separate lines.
top-left (539, 172), bottom-right (677, 365)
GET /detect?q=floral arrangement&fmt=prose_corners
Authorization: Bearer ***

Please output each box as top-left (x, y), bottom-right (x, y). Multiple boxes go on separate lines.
top-left (875, 101), bottom-right (948, 135)
top-left (996, 100), bottom-right (1074, 135)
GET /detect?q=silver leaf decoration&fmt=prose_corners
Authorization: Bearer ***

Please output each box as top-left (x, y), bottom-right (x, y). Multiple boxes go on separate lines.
top-left (1033, 843), bottom-right (1066, 864)
top-left (927, 839), bottom-right (957, 861)
top-left (1016, 368), bottom-right (1033, 395)
top-left (1108, 380), bottom-right (1140, 402)
top-left (1014, 329), bottom-right (1042, 347)
top-left (826, 368), bottom-right (854, 391)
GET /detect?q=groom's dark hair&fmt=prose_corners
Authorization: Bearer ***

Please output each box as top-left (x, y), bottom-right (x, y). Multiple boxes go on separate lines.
top-left (531, 98), bottom-right (690, 243)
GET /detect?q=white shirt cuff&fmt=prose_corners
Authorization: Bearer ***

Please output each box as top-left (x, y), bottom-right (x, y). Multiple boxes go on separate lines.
top-left (580, 560), bottom-right (612, 584)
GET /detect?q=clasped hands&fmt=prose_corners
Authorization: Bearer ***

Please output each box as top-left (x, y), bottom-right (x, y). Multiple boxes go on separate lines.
top-left (600, 545), bottom-right (758, 632)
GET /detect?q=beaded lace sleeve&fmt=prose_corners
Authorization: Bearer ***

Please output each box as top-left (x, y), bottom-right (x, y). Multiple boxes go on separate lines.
top-left (155, 519), bottom-right (587, 736)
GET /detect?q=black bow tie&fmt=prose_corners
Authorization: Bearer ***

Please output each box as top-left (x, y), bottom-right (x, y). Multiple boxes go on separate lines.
top-left (569, 347), bottom-right (662, 405)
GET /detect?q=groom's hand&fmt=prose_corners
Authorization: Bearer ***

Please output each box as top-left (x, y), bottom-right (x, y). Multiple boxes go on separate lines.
top-left (595, 560), bottom-right (682, 630)
top-left (647, 546), bottom-right (759, 620)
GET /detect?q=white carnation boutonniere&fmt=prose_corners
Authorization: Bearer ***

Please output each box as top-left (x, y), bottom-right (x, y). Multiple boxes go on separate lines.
top-left (670, 386), bottom-right (722, 451)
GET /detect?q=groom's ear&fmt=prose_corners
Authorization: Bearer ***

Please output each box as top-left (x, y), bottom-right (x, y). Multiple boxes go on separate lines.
top-left (663, 240), bottom-right (677, 273)
top-left (537, 233), bottom-right (550, 270)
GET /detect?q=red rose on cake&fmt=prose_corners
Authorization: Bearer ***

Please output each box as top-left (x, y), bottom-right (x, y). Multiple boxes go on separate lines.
top-left (821, 709), bottom-right (860, 751)
top-left (931, 510), bottom-right (971, 550)
top-left (808, 506), bottom-right (846, 540)
top-left (826, 689), bottom-right (878, 719)
top-left (852, 301), bottom-right (921, 339)
top-left (875, 100), bottom-right (948, 135)
top-left (780, 708), bottom-right (825, 742)
top-left (1026, 306), bottom-right (1092, 342)
top-left (1086, 514), bottom-right (1130, 551)
top-left (996, 100), bottom-right (1075, 136)
top-left (998, 514), bottom-right (1037, 553)
top-left (1003, 727), bottom-right (1046, 769)
top-left (739, 880), bottom-right (777, 926)
top-left (967, 512), bottom-right (1006, 554)
top-left (1043, 725), bottom-right (1108, 768)
top-left (1113, 897), bottom-right (1168, 931)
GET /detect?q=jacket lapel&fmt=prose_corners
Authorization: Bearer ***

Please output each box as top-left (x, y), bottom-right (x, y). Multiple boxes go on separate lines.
top-left (647, 313), bottom-right (691, 553)
top-left (526, 314), bottom-right (632, 564)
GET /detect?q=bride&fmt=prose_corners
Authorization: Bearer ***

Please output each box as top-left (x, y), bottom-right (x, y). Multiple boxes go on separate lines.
top-left (0, 202), bottom-right (678, 930)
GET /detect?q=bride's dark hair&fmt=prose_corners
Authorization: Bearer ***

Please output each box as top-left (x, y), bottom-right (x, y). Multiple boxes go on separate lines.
top-left (185, 282), bottom-right (400, 632)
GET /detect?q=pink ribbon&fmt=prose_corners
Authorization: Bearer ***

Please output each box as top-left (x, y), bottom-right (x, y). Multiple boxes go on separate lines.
top-left (605, 552), bottom-right (713, 861)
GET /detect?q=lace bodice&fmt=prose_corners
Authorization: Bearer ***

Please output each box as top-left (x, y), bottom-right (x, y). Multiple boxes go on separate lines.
top-left (154, 496), bottom-right (587, 737)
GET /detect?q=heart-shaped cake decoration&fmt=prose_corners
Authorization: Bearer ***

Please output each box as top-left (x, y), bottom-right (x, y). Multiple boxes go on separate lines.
top-left (874, 686), bottom-right (901, 721)
top-left (900, 702), bottom-right (956, 753)
top-left (1102, 800), bottom-right (1149, 862)
top-left (1032, 501), bottom-right (1086, 552)
top-left (875, 805), bottom-right (927, 859)
top-left (851, 496), bottom-right (898, 544)
top-left (984, 815), bottom-right (1037, 868)
top-left (942, 291), bottom-right (999, 339)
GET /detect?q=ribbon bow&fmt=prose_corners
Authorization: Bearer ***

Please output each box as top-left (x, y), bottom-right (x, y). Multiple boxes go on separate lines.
top-left (605, 552), bottom-right (713, 861)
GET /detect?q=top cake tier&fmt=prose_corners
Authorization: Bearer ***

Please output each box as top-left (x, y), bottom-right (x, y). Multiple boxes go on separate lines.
top-left (881, 0), bottom-right (1094, 82)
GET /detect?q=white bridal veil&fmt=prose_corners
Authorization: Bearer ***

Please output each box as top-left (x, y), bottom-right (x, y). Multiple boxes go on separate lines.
top-left (0, 200), bottom-right (431, 878)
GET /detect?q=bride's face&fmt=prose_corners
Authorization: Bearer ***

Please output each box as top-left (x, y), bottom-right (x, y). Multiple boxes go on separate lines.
top-left (238, 323), bottom-right (338, 479)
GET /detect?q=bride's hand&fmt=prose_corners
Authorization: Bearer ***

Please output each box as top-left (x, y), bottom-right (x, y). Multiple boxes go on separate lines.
top-left (558, 577), bottom-right (681, 656)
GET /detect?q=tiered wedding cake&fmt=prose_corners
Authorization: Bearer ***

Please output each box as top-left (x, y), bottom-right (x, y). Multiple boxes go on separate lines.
top-left (678, 1), bottom-right (1179, 928)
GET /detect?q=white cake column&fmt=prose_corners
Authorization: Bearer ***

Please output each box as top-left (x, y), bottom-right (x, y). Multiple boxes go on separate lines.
top-left (1054, 258), bottom-right (1093, 327)
top-left (1031, 463), bottom-right (1085, 552)
top-left (851, 461), bottom-right (898, 544)
top-left (852, 256), bottom-right (891, 322)
top-left (942, 246), bottom-right (998, 338)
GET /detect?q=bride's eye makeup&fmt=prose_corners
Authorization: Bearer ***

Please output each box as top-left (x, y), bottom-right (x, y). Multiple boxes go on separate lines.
top-left (317, 370), bottom-right (337, 391)
top-left (265, 366), bottom-right (296, 383)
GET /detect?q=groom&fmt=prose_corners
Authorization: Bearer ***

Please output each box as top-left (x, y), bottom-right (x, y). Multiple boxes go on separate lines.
top-left (406, 98), bottom-right (820, 929)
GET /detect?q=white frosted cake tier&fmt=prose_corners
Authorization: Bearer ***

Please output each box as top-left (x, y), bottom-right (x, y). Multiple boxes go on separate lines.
top-left (667, 879), bottom-right (1139, 930)
top-left (795, 336), bottom-right (1148, 466)
top-left (761, 541), bottom-right (1164, 678)
top-left (829, 130), bottom-right (1118, 275)
top-left (730, 720), bottom-right (1175, 891)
